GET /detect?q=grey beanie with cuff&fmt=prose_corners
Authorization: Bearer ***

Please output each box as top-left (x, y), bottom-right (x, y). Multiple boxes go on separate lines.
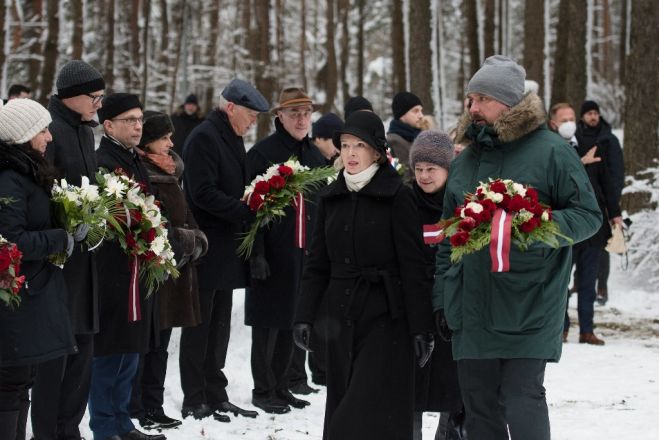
top-left (409, 130), bottom-right (454, 171)
top-left (466, 55), bottom-right (526, 107)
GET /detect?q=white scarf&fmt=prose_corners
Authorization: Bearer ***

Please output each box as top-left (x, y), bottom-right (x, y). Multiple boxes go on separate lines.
top-left (344, 163), bottom-right (379, 192)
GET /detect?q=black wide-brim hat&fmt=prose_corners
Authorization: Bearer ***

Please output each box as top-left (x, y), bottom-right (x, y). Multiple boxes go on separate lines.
top-left (332, 111), bottom-right (387, 156)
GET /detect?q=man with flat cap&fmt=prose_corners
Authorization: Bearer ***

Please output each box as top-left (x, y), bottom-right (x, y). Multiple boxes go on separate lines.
top-left (180, 78), bottom-right (268, 422)
top-left (32, 59), bottom-right (105, 440)
top-left (90, 93), bottom-right (165, 440)
top-left (432, 55), bottom-right (601, 439)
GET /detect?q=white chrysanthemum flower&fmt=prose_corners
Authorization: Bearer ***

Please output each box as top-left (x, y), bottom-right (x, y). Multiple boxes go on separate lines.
top-left (80, 184), bottom-right (100, 202)
top-left (518, 210), bottom-right (534, 223)
top-left (541, 211), bottom-right (549, 222)
top-left (150, 235), bottom-right (166, 256)
top-left (512, 183), bottom-right (527, 197)
top-left (485, 191), bottom-right (503, 203)
top-left (104, 177), bottom-right (127, 198)
top-left (466, 202), bottom-right (484, 214)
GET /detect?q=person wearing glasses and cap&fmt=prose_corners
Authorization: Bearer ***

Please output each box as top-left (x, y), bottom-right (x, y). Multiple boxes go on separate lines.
top-left (32, 59), bottom-right (106, 440)
top-left (245, 87), bottom-right (327, 414)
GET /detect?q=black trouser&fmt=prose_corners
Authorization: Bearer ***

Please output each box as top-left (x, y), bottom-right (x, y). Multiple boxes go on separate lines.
top-left (130, 328), bottom-right (172, 418)
top-left (31, 333), bottom-right (93, 440)
top-left (458, 358), bottom-right (549, 440)
top-left (597, 249), bottom-right (610, 291)
top-left (251, 327), bottom-right (294, 399)
top-left (288, 345), bottom-right (309, 388)
top-left (179, 289), bottom-right (232, 407)
top-left (0, 364), bottom-right (35, 440)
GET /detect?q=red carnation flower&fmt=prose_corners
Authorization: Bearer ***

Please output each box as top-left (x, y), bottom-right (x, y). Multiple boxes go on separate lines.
top-left (254, 181), bottom-right (271, 195)
top-left (519, 218), bottom-right (539, 233)
top-left (476, 209), bottom-right (492, 223)
top-left (129, 209), bottom-right (143, 224)
top-left (526, 187), bottom-right (539, 203)
top-left (144, 251), bottom-right (157, 261)
top-left (450, 230), bottom-right (470, 246)
top-left (125, 233), bottom-right (137, 249)
top-left (498, 193), bottom-right (511, 210)
top-left (459, 217), bottom-right (477, 232)
top-left (141, 228), bottom-right (157, 243)
top-left (12, 275), bottom-right (25, 294)
top-left (489, 180), bottom-right (507, 194)
top-left (278, 165), bottom-right (294, 177)
top-left (508, 194), bottom-right (527, 212)
top-left (454, 206), bottom-right (463, 217)
top-left (248, 193), bottom-right (264, 212)
top-left (269, 175), bottom-right (286, 190)
top-left (0, 252), bottom-right (10, 272)
top-left (480, 199), bottom-right (497, 213)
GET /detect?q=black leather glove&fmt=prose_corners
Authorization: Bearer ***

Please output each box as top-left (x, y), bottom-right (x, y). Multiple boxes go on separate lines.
top-left (72, 223), bottom-right (90, 242)
top-left (293, 323), bottom-right (313, 352)
top-left (65, 233), bottom-right (75, 257)
top-left (413, 333), bottom-right (435, 368)
top-left (434, 309), bottom-right (452, 342)
top-left (250, 254), bottom-right (271, 280)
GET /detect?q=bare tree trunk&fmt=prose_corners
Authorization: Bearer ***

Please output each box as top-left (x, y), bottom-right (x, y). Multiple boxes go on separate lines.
top-left (356, 0), bottom-right (365, 96)
top-left (465, 0), bottom-right (480, 77)
top-left (619, 0), bottom-right (628, 84)
top-left (0, 0), bottom-right (6, 90)
top-left (391, 0), bottom-right (406, 92)
top-left (38, 0), bottom-right (59, 105)
top-left (253, 0), bottom-right (274, 138)
top-left (275, 0), bottom-right (284, 78)
top-left (156, 0), bottom-right (169, 97)
top-left (338, 0), bottom-right (350, 104)
top-left (141, 0), bottom-right (150, 105)
top-left (203, 0), bottom-right (220, 112)
top-left (27, 1), bottom-right (44, 93)
top-left (523, 0), bottom-right (544, 98)
top-left (105, 0), bottom-right (116, 90)
top-left (169, 0), bottom-right (186, 112)
top-left (483, 0), bottom-right (495, 58)
top-left (551, 0), bottom-right (586, 108)
top-left (621, 0), bottom-right (659, 214)
top-left (130, 0), bottom-right (140, 90)
top-left (70, 0), bottom-right (83, 59)
top-left (300, 0), bottom-right (307, 91)
top-left (319, 0), bottom-right (337, 113)
top-left (408, 0), bottom-right (434, 115)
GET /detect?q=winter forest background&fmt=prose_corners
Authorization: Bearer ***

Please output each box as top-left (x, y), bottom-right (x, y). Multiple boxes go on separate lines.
top-left (1, 0), bottom-right (658, 284)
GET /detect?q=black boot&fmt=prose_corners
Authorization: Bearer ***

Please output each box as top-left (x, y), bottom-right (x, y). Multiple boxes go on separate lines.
top-left (14, 400), bottom-right (30, 440)
top-left (445, 409), bottom-right (467, 440)
top-left (0, 410), bottom-right (19, 440)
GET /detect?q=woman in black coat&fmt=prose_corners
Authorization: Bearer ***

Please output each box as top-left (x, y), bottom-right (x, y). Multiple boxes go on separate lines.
top-left (0, 99), bottom-right (76, 440)
top-left (408, 131), bottom-right (465, 440)
top-left (293, 111), bottom-right (435, 440)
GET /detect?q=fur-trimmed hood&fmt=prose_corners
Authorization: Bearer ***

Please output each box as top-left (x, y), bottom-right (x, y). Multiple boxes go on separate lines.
top-left (455, 93), bottom-right (547, 145)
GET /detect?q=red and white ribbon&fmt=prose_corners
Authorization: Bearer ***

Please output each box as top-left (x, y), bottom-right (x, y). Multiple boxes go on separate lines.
top-left (489, 208), bottom-right (512, 272)
top-left (423, 224), bottom-right (445, 244)
top-left (128, 257), bottom-right (142, 322)
top-left (292, 192), bottom-right (306, 249)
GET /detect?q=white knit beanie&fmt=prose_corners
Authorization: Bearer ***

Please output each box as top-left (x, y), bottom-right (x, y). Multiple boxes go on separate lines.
top-left (0, 99), bottom-right (52, 144)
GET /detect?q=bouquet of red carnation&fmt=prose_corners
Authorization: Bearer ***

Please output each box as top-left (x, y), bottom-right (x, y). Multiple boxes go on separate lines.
top-left (95, 168), bottom-right (179, 321)
top-left (438, 178), bottom-right (572, 270)
top-left (238, 157), bottom-right (336, 258)
top-left (0, 235), bottom-right (25, 309)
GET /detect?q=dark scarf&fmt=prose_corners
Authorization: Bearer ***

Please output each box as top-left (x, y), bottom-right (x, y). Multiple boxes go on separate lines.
top-left (412, 181), bottom-right (444, 217)
top-left (0, 142), bottom-right (58, 192)
top-left (388, 119), bottom-right (421, 143)
top-left (465, 123), bottom-right (501, 150)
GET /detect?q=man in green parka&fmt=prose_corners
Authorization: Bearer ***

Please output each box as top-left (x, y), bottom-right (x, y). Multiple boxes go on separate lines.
top-left (432, 55), bottom-right (601, 440)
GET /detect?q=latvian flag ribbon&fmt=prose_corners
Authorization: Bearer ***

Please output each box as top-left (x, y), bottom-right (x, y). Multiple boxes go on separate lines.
top-left (423, 224), bottom-right (445, 245)
top-left (489, 208), bottom-right (512, 272)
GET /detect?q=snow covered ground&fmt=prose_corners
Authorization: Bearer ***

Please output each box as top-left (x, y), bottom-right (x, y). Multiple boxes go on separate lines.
top-left (31, 260), bottom-right (659, 440)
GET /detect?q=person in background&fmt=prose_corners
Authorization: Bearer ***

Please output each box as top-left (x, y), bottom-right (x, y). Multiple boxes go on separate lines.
top-left (129, 111), bottom-right (207, 431)
top-left (293, 111), bottom-right (435, 439)
top-left (311, 112), bottom-right (343, 163)
top-left (387, 91), bottom-right (424, 173)
top-left (7, 84), bottom-right (32, 101)
top-left (576, 100), bottom-right (625, 306)
top-left (92, 93), bottom-right (165, 440)
top-left (0, 99), bottom-right (76, 440)
top-left (408, 130), bottom-right (465, 440)
top-left (171, 93), bottom-right (203, 158)
top-left (343, 95), bottom-right (373, 120)
top-left (33, 58), bottom-right (105, 440)
top-left (246, 87), bottom-right (326, 413)
top-left (549, 102), bottom-right (622, 345)
top-left (180, 79), bottom-right (268, 422)
top-left (433, 55), bottom-right (601, 440)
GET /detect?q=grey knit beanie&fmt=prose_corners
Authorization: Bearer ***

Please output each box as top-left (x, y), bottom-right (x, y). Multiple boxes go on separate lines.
top-left (409, 130), bottom-right (454, 170)
top-left (0, 99), bottom-right (52, 145)
top-left (466, 55), bottom-right (526, 107)
top-left (56, 60), bottom-right (106, 99)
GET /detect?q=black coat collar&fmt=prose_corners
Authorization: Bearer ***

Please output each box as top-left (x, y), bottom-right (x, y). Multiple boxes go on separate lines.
top-left (48, 95), bottom-right (99, 128)
top-left (324, 164), bottom-right (402, 199)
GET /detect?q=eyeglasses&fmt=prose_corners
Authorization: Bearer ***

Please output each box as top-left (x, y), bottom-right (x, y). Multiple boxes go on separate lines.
top-left (86, 93), bottom-right (105, 105)
top-left (282, 108), bottom-right (313, 120)
top-left (112, 117), bottom-right (144, 126)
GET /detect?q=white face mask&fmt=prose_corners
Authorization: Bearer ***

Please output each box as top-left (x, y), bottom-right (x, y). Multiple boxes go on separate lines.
top-left (558, 121), bottom-right (576, 140)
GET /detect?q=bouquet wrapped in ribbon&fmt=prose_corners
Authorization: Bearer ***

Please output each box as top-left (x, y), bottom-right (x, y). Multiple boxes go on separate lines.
top-left (0, 235), bottom-right (25, 309)
top-left (49, 176), bottom-right (116, 265)
top-left (96, 169), bottom-right (179, 321)
top-left (437, 178), bottom-right (572, 270)
top-left (238, 157), bottom-right (336, 258)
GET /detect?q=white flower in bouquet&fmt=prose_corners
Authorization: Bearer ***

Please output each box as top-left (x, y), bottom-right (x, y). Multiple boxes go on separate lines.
top-left (150, 235), bottom-right (166, 256)
top-left (104, 176), bottom-right (128, 198)
top-left (512, 182), bottom-right (527, 197)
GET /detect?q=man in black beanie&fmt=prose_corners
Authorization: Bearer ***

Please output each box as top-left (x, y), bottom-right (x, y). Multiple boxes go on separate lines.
top-left (387, 91), bottom-right (424, 176)
top-left (88, 93), bottom-right (165, 440)
top-left (576, 99), bottom-right (624, 305)
top-left (32, 59), bottom-right (106, 440)
top-left (171, 93), bottom-right (203, 158)
top-left (343, 96), bottom-right (373, 120)
top-left (311, 112), bottom-right (344, 162)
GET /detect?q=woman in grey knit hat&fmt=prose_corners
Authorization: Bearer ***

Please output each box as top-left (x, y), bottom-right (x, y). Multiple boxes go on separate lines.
top-left (409, 130), bottom-right (466, 440)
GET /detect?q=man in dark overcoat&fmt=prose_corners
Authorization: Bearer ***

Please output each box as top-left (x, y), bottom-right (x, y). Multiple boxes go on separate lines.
top-left (170, 93), bottom-right (203, 158)
top-left (91, 93), bottom-right (165, 440)
top-left (32, 60), bottom-right (105, 440)
top-left (245, 87), bottom-right (327, 413)
top-left (180, 79), bottom-right (269, 421)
